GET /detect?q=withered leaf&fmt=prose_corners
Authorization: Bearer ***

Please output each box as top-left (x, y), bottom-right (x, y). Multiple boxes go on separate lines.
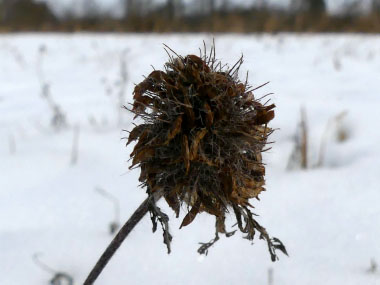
top-left (214, 73), bottom-right (229, 86)
top-left (133, 79), bottom-right (157, 102)
top-left (180, 198), bottom-right (201, 228)
top-left (189, 129), bottom-right (208, 160)
top-left (182, 135), bottom-right (190, 174)
top-left (204, 102), bottom-right (214, 128)
top-left (130, 130), bottom-right (148, 158)
top-left (186, 55), bottom-right (211, 72)
top-left (199, 84), bottom-right (216, 99)
top-left (130, 148), bottom-right (155, 168)
top-left (246, 162), bottom-right (265, 176)
top-left (127, 124), bottom-right (147, 146)
top-left (243, 177), bottom-right (265, 190)
top-left (220, 173), bottom-right (233, 197)
top-left (265, 104), bottom-right (276, 111)
top-left (165, 83), bottom-right (179, 97)
top-left (238, 186), bottom-right (260, 199)
top-left (138, 165), bottom-right (147, 182)
top-left (165, 116), bottom-right (182, 145)
top-left (216, 215), bottom-right (226, 233)
top-left (199, 192), bottom-right (222, 217)
top-left (197, 153), bottom-right (216, 167)
top-left (165, 193), bottom-right (180, 218)
top-left (237, 83), bottom-right (246, 94)
top-left (148, 70), bottom-right (169, 82)
top-left (183, 94), bottom-right (195, 128)
top-left (255, 109), bottom-right (275, 125)
top-left (227, 86), bottom-right (237, 97)
top-left (272, 237), bottom-right (289, 257)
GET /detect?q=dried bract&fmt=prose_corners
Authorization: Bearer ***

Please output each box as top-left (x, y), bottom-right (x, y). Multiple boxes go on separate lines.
top-left (127, 44), bottom-right (286, 261)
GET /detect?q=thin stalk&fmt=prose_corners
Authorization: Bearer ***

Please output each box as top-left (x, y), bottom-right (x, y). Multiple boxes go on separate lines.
top-left (84, 193), bottom-right (161, 285)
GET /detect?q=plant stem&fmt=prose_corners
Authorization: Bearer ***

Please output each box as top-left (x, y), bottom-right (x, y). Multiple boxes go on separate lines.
top-left (84, 194), bottom-right (157, 284)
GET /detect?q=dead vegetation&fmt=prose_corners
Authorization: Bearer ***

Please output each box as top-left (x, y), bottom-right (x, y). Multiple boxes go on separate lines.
top-left (36, 45), bottom-right (67, 132)
top-left (33, 253), bottom-right (74, 285)
top-left (127, 43), bottom-right (286, 259)
top-left (1, 0), bottom-right (380, 33)
top-left (288, 108), bottom-right (350, 170)
top-left (83, 43), bottom-right (287, 285)
top-left (287, 107), bottom-right (308, 170)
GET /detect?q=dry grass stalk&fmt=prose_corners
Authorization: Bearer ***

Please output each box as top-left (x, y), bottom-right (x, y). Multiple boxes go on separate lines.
top-left (287, 107), bottom-right (308, 170)
top-left (268, 267), bottom-right (274, 285)
top-left (300, 107), bottom-right (308, 169)
top-left (367, 258), bottom-right (378, 274)
top-left (33, 253), bottom-right (74, 285)
top-left (70, 125), bottom-right (80, 166)
top-left (317, 111), bottom-right (348, 167)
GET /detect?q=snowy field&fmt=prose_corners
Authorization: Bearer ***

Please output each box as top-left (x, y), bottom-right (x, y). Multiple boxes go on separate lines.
top-left (1, 33), bottom-right (380, 285)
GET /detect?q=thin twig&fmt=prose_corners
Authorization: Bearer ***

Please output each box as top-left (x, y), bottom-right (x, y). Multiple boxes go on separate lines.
top-left (268, 268), bottom-right (274, 285)
top-left (300, 107), bottom-right (308, 169)
top-left (33, 253), bottom-right (56, 274)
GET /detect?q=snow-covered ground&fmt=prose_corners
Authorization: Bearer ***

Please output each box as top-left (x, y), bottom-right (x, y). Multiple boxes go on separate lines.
top-left (1, 33), bottom-right (380, 285)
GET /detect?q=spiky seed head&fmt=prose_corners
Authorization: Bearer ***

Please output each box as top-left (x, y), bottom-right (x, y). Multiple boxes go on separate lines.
top-left (127, 45), bottom-right (285, 260)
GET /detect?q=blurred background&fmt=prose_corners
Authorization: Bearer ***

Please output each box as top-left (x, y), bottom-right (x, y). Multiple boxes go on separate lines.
top-left (1, 1), bottom-right (380, 285)
top-left (0, 0), bottom-right (380, 32)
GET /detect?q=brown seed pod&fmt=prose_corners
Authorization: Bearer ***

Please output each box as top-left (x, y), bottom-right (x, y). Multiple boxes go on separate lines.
top-left (127, 44), bottom-right (287, 260)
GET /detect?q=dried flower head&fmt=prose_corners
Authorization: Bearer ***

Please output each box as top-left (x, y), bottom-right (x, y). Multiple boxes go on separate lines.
top-left (127, 43), bottom-right (286, 260)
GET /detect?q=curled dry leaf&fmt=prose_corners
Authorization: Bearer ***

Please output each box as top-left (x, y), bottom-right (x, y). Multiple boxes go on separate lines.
top-left (165, 116), bottom-right (183, 145)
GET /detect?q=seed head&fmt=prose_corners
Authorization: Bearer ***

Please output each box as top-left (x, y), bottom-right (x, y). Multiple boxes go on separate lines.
top-left (127, 44), bottom-right (286, 260)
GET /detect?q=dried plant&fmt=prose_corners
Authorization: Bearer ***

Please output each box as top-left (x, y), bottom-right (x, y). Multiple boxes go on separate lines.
top-left (287, 107), bottom-right (308, 170)
top-left (84, 43), bottom-right (286, 285)
top-left (367, 258), bottom-right (378, 274)
top-left (268, 267), bottom-right (274, 285)
top-left (117, 49), bottom-right (129, 126)
top-left (37, 46), bottom-right (67, 131)
top-left (70, 125), bottom-right (80, 166)
top-left (317, 110), bottom-right (348, 167)
top-left (33, 253), bottom-right (74, 285)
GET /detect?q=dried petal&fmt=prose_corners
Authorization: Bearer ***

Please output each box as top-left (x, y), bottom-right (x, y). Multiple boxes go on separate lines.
top-left (180, 198), bottom-right (201, 228)
top-left (182, 135), bottom-right (190, 174)
top-left (165, 116), bottom-right (182, 144)
top-left (189, 129), bottom-right (208, 160)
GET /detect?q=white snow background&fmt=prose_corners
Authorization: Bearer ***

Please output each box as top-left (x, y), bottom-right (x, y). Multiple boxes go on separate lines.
top-left (1, 34), bottom-right (380, 285)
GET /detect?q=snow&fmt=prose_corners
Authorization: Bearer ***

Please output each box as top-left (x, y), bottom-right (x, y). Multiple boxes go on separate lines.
top-left (1, 33), bottom-right (380, 285)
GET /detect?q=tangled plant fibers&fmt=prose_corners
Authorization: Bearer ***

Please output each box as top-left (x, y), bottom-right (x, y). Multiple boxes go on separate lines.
top-left (127, 44), bottom-right (287, 260)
